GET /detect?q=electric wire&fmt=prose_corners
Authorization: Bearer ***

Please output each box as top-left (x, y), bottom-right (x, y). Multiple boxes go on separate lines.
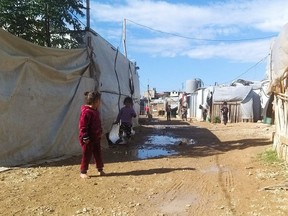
top-left (126, 19), bottom-right (277, 83)
top-left (225, 54), bottom-right (270, 84)
top-left (125, 18), bottom-right (276, 42)
top-left (124, 18), bottom-right (274, 87)
top-left (69, 11), bottom-right (86, 29)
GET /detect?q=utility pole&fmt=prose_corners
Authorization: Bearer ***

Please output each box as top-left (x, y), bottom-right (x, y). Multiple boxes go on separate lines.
top-left (86, 0), bottom-right (90, 30)
top-left (147, 84), bottom-right (150, 110)
top-left (123, 18), bottom-right (127, 58)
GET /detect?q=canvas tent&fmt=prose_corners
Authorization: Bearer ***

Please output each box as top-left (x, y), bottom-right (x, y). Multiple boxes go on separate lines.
top-left (186, 88), bottom-right (210, 121)
top-left (0, 29), bottom-right (140, 166)
top-left (211, 85), bottom-right (261, 123)
top-left (268, 23), bottom-right (288, 162)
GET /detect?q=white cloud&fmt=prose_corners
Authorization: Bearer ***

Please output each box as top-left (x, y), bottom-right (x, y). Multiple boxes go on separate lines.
top-left (128, 36), bottom-right (273, 62)
top-left (183, 39), bottom-right (273, 62)
top-left (128, 36), bottom-right (191, 57)
top-left (90, 0), bottom-right (288, 32)
top-left (89, 0), bottom-right (288, 61)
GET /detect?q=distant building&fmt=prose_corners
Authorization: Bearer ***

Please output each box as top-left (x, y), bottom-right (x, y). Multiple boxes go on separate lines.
top-left (147, 90), bottom-right (180, 117)
top-left (156, 92), bottom-right (170, 99)
top-left (143, 88), bottom-right (156, 99)
top-left (170, 91), bottom-right (179, 97)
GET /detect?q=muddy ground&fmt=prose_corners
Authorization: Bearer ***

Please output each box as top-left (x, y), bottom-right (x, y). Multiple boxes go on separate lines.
top-left (1, 116), bottom-right (288, 216)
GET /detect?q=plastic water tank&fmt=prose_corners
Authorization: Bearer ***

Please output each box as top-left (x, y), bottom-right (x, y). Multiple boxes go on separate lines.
top-left (186, 79), bottom-right (201, 93)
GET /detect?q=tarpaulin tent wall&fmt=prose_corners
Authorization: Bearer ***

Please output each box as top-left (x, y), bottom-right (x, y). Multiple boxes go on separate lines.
top-left (187, 88), bottom-right (210, 121)
top-left (268, 23), bottom-right (288, 162)
top-left (87, 30), bottom-right (140, 132)
top-left (211, 86), bottom-right (261, 123)
top-left (0, 29), bottom-right (140, 166)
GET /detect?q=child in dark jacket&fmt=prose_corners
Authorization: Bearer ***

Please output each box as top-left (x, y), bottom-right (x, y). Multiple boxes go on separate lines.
top-left (221, 101), bottom-right (229, 125)
top-left (78, 91), bottom-right (105, 179)
top-left (115, 97), bottom-right (136, 141)
top-left (166, 104), bottom-right (171, 121)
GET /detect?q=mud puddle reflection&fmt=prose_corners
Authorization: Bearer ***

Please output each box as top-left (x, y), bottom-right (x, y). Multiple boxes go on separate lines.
top-left (110, 134), bottom-right (196, 160)
top-left (108, 123), bottom-right (197, 160)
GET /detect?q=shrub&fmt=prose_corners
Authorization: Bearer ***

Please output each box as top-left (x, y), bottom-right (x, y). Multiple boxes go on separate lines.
top-left (214, 116), bottom-right (221, 123)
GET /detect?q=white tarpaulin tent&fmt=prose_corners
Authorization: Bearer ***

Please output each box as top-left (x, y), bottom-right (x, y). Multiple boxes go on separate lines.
top-left (213, 86), bottom-right (252, 102)
top-left (269, 24), bottom-right (288, 87)
top-left (268, 23), bottom-right (288, 162)
top-left (0, 29), bottom-right (140, 166)
top-left (213, 85), bottom-right (261, 122)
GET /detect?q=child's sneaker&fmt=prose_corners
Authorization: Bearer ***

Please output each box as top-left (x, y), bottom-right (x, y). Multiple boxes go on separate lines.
top-left (98, 170), bottom-right (106, 176)
top-left (80, 173), bottom-right (90, 179)
top-left (118, 139), bottom-right (127, 145)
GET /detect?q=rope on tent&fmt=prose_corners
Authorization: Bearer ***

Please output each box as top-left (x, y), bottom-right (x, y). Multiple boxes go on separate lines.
top-left (86, 33), bottom-right (100, 91)
top-left (114, 48), bottom-right (121, 111)
top-left (128, 62), bottom-right (135, 97)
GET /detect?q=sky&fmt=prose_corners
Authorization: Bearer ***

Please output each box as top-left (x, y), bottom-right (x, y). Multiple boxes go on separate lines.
top-left (86, 0), bottom-right (288, 95)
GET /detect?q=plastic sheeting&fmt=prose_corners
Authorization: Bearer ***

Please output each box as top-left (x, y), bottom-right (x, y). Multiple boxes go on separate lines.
top-left (87, 31), bottom-right (140, 132)
top-left (270, 23), bottom-right (288, 83)
top-left (0, 29), bottom-right (140, 166)
top-left (213, 86), bottom-right (252, 102)
top-left (213, 86), bottom-right (260, 121)
top-left (108, 124), bottom-right (121, 144)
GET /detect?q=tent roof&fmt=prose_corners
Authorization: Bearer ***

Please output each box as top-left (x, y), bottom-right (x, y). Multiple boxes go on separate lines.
top-left (213, 86), bottom-right (252, 102)
top-left (270, 23), bottom-right (288, 83)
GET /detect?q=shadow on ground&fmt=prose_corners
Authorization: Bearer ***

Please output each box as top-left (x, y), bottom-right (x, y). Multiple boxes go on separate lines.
top-left (35, 116), bottom-right (271, 168)
top-left (88, 167), bottom-right (196, 178)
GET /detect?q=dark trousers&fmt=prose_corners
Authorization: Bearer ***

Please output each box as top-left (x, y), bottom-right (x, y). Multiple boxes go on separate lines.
top-left (119, 122), bottom-right (132, 138)
top-left (223, 115), bottom-right (228, 125)
top-left (80, 140), bottom-right (103, 174)
top-left (167, 112), bottom-right (171, 121)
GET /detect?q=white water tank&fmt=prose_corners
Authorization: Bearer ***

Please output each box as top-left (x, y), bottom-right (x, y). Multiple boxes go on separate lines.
top-left (186, 79), bottom-right (202, 93)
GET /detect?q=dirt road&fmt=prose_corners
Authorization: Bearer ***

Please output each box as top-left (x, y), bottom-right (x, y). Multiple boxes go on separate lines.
top-left (1, 117), bottom-right (287, 216)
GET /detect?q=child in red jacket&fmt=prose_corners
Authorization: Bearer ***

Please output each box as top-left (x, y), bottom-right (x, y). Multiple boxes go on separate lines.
top-left (78, 91), bottom-right (105, 179)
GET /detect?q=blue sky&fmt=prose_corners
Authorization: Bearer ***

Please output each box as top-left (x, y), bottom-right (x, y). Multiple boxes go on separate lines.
top-left (87, 0), bottom-right (288, 95)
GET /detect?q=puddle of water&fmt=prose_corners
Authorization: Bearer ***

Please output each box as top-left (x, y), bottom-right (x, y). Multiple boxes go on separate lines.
top-left (109, 135), bottom-right (197, 160)
top-left (179, 138), bottom-right (197, 145)
top-left (151, 125), bottom-right (192, 129)
top-left (127, 135), bottom-right (197, 159)
top-left (145, 135), bottom-right (179, 145)
top-left (135, 149), bottom-right (177, 159)
top-left (145, 135), bottom-right (197, 146)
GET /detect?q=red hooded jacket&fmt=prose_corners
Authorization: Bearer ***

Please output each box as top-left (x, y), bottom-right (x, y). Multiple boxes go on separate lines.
top-left (78, 105), bottom-right (102, 145)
